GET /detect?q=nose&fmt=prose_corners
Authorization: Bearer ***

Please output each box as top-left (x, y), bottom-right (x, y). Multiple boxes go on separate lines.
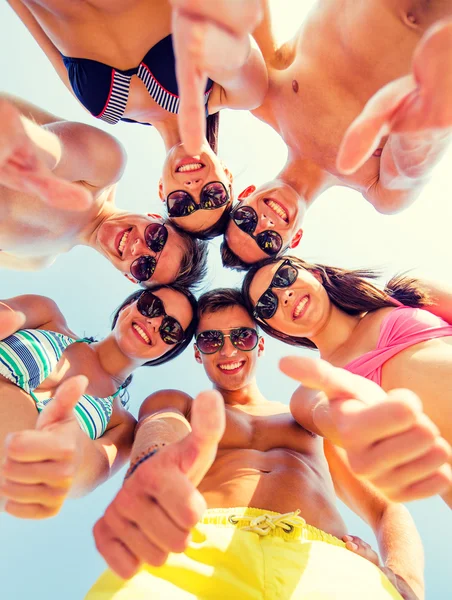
top-left (277, 288), bottom-right (295, 307)
top-left (219, 336), bottom-right (238, 358)
top-left (146, 315), bottom-right (164, 331)
top-left (259, 212), bottom-right (275, 229)
top-left (130, 237), bottom-right (152, 257)
top-left (182, 177), bottom-right (204, 193)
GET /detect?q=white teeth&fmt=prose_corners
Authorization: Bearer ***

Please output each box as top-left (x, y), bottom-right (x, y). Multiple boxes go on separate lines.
top-left (118, 230), bottom-right (130, 256)
top-left (293, 296), bottom-right (308, 319)
top-left (265, 199), bottom-right (288, 222)
top-left (218, 361), bottom-right (244, 371)
top-left (133, 323), bottom-right (150, 344)
top-left (177, 163), bottom-right (204, 173)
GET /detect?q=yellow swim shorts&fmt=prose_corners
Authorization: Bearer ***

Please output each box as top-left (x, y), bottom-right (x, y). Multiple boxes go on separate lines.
top-left (86, 507), bottom-right (403, 599)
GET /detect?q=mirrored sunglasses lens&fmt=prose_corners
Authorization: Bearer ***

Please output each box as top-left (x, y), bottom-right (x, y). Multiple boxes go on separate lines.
top-left (131, 256), bottom-right (157, 282)
top-left (168, 191), bottom-right (195, 217)
top-left (256, 290), bottom-right (278, 320)
top-left (233, 207), bottom-right (257, 234)
top-left (257, 230), bottom-right (283, 255)
top-left (202, 182), bottom-right (229, 209)
top-left (144, 223), bottom-right (168, 253)
top-left (160, 317), bottom-right (183, 345)
top-left (197, 330), bottom-right (224, 354)
top-left (137, 291), bottom-right (164, 317)
top-left (231, 328), bottom-right (258, 351)
top-left (273, 264), bottom-right (298, 287)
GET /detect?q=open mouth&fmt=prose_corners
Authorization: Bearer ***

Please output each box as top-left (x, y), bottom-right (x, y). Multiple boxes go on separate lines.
top-left (175, 157), bottom-right (206, 173)
top-left (116, 228), bottom-right (132, 257)
top-left (132, 322), bottom-right (153, 345)
top-left (292, 295), bottom-right (309, 320)
top-left (264, 198), bottom-right (289, 223)
top-left (217, 360), bottom-right (246, 375)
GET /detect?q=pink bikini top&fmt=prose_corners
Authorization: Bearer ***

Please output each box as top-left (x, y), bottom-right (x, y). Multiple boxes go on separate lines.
top-left (344, 306), bottom-right (452, 386)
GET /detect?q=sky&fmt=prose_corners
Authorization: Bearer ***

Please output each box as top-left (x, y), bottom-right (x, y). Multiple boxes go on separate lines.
top-left (1, 1), bottom-right (451, 599)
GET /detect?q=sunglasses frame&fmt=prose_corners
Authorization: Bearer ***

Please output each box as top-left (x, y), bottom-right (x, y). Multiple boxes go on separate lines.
top-left (253, 259), bottom-right (298, 322)
top-left (195, 327), bottom-right (259, 355)
top-left (130, 223), bottom-right (168, 282)
top-left (136, 290), bottom-right (185, 345)
top-left (166, 181), bottom-right (230, 218)
top-left (231, 205), bottom-right (283, 256)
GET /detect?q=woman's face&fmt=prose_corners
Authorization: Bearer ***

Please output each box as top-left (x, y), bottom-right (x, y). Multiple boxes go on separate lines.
top-left (248, 260), bottom-right (331, 339)
top-left (160, 142), bottom-right (232, 234)
top-left (114, 288), bottom-right (193, 362)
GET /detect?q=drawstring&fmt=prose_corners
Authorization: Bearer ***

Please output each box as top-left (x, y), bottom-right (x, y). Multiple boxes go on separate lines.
top-left (228, 510), bottom-right (307, 536)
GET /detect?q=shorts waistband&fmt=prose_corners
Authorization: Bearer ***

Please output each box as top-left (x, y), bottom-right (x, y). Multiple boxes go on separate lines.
top-left (201, 507), bottom-right (346, 547)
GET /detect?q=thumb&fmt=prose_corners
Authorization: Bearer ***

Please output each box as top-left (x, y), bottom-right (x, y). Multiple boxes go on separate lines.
top-left (36, 375), bottom-right (88, 431)
top-left (336, 75), bottom-right (416, 174)
top-left (176, 390), bottom-right (225, 485)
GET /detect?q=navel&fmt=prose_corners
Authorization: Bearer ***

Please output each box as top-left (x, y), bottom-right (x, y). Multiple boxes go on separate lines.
top-left (292, 79), bottom-right (299, 93)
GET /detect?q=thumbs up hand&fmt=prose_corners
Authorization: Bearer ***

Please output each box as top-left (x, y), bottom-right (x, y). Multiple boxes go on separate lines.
top-left (0, 375), bottom-right (87, 519)
top-left (93, 389), bottom-right (225, 579)
top-left (281, 356), bottom-right (451, 503)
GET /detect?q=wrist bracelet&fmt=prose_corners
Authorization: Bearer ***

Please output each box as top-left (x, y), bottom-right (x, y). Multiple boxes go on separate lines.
top-left (125, 443), bottom-right (166, 481)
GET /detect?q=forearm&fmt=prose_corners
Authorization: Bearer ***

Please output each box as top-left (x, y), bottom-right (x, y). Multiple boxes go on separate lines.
top-left (375, 503), bottom-right (425, 599)
top-left (0, 93), bottom-right (62, 126)
top-left (131, 411), bottom-right (192, 461)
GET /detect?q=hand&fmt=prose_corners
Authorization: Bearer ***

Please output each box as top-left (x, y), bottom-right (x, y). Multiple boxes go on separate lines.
top-left (281, 356), bottom-right (452, 502)
top-left (0, 375), bottom-right (87, 519)
top-left (342, 534), bottom-right (380, 566)
top-left (93, 389), bottom-right (225, 579)
top-left (171, 0), bottom-right (263, 154)
top-left (0, 100), bottom-right (92, 210)
top-left (380, 567), bottom-right (420, 600)
top-left (337, 18), bottom-right (452, 174)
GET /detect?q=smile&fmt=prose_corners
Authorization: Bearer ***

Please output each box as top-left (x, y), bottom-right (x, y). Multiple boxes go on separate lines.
top-left (264, 198), bottom-right (289, 223)
top-left (132, 322), bottom-right (152, 345)
top-left (117, 228), bottom-right (132, 256)
top-left (217, 360), bottom-right (245, 374)
top-left (293, 295), bottom-right (309, 320)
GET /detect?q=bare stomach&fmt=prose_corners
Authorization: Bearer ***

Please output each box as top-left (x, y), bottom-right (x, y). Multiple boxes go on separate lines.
top-left (199, 448), bottom-right (348, 538)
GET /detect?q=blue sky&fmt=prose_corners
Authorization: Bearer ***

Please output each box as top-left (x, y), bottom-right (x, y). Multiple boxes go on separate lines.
top-left (1, 2), bottom-right (451, 598)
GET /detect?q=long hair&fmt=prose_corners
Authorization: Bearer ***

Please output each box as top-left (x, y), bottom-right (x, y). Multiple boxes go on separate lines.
top-left (111, 284), bottom-right (199, 366)
top-left (206, 112), bottom-right (219, 154)
top-left (242, 255), bottom-right (433, 350)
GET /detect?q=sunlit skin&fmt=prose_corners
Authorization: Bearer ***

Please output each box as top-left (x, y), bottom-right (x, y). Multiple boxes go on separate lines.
top-left (159, 142), bottom-right (233, 234)
top-left (95, 212), bottom-right (186, 285)
top-left (224, 179), bottom-right (305, 264)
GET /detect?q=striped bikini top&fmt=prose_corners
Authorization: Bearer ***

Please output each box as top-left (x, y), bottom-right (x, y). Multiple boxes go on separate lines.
top-left (0, 329), bottom-right (126, 440)
top-left (61, 34), bottom-right (214, 125)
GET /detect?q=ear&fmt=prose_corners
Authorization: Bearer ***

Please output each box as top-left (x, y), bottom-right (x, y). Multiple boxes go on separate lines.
top-left (158, 179), bottom-right (165, 202)
top-left (238, 185), bottom-right (256, 200)
top-left (311, 269), bottom-right (323, 283)
top-left (290, 228), bottom-right (303, 249)
top-left (124, 273), bottom-right (138, 284)
top-left (147, 213), bottom-right (163, 220)
top-left (221, 162), bottom-right (234, 185)
top-left (257, 336), bottom-right (265, 357)
top-left (194, 344), bottom-right (203, 364)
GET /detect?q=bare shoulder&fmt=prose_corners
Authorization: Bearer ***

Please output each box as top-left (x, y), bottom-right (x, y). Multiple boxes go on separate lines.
top-left (138, 389), bottom-right (193, 420)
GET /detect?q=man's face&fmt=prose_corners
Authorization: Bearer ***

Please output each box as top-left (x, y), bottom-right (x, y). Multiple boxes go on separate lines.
top-left (224, 180), bottom-right (305, 264)
top-left (194, 305), bottom-right (264, 391)
top-left (160, 143), bottom-right (232, 234)
top-left (96, 213), bottom-right (185, 285)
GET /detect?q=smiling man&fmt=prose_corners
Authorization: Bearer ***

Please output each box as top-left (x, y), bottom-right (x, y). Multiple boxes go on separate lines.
top-left (159, 141), bottom-right (234, 239)
top-left (87, 288), bottom-right (439, 600)
top-left (0, 94), bottom-right (207, 288)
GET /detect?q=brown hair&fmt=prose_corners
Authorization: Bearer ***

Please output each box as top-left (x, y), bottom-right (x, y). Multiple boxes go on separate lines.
top-left (220, 238), bottom-right (254, 271)
top-left (206, 112), bottom-right (219, 154)
top-left (242, 255), bottom-right (433, 349)
top-left (197, 288), bottom-right (257, 334)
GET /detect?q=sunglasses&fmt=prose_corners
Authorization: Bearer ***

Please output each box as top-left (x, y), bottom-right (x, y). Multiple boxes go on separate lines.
top-left (196, 327), bottom-right (259, 355)
top-left (136, 290), bottom-right (184, 345)
top-left (253, 259), bottom-right (298, 321)
top-left (130, 223), bottom-right (168, 282)
top-left (167, 182), bottom-right (229, 217)
top-left (231, 205), bottom-right (283, 255)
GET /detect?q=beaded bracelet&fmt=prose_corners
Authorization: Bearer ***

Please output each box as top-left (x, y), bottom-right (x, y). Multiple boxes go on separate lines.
top-left (124, 443), bottom-right (166, 481)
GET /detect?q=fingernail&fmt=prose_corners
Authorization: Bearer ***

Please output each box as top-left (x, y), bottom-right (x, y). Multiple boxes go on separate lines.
top-left (349, 542), bottom-right (358, 551)
top-left (343, 535), bottom-right (352, 542)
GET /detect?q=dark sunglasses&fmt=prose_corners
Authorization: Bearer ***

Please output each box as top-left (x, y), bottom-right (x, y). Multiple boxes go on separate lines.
top-left (253, 259), bottom-right (298, 321)
top-left (196, 327), bottom-right (259, 355)
top-left (167, 182), bottom-right (229, 217)
top-left (231, 205), bottom-right (283, 256)
top-left (136, 290), bottom-right (184, 345)
top-left (130, 223), bottom-right (168, 282)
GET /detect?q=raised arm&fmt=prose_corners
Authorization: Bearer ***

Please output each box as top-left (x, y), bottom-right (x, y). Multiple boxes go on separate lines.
top-left (337, 19), bottom-right (452, 214)
top-left (417, 278), bottom-right (452, 324)
top-left (0, 294), bottom-right (66, 339)
top-left (326, 442), bottom-right (424, 600)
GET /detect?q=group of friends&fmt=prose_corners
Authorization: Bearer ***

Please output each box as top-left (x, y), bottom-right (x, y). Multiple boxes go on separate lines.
top-left (1, 1), bottom-right (452, 598)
